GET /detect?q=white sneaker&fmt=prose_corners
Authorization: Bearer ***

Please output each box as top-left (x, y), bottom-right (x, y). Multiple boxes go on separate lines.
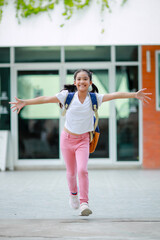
top-left (69, 195), bottom-right (80, 209)
top-left (79, 202), bottom-right (92, 216)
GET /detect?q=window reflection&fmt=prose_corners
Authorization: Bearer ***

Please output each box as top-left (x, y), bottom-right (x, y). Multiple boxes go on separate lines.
top-left (15, 47), bottom-right (60, 63)
top-left (18, 71), bottom-right (60, 159)
top-left (116, 46), bottom-right (138, 62)
top-left (65, 46), bottom-right (110, 62)
top-left (116, 66), bottom-right (139, 161)
top-left (0, 68), bottom-right (10, 130)
top-left (91, 70), bottom-right (109, 159)
top-left (0, 48), bottom-right (10, 63)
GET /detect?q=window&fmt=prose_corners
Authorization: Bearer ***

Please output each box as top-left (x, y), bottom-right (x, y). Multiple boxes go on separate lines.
top-left (156, 51), bottom-right (160, 111)
top-left (0, 68), bottom-right (10, 130)
top-left (116, 46), bottom-right (138, 62)
top-left (0, 48), bottom-right (10, 63)
top-left (18, 70), bottom-right (60, 159)
top-left (116, 66), bottom-right (139, 161)
top-left (15, 47), bottom-right (61, 63)
top-left (65, 46), bottom-right (111, 62)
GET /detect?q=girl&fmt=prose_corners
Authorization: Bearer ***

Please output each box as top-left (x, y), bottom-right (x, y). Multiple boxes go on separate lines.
top-left (9, 69), bottom-right (152, 216)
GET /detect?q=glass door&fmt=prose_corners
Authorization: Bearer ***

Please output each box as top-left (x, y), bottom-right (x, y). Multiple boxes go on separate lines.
top-left (65, 68), bottom-right (111, 160)
top-left (116, 66), bottom-right (139, 161)
top-left (17, 70), bottom-right (60, 160)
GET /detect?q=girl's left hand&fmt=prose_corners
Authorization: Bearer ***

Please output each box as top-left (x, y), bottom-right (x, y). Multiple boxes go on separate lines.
top-left (135, 88), bottom-right (152, 105)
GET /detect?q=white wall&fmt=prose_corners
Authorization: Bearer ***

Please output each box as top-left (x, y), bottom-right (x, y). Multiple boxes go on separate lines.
top-left (0, 0), bottom-right (160, 46)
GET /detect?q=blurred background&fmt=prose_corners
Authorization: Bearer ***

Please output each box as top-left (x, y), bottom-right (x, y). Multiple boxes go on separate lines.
top-left (0, 0), bottom-right (160, 170)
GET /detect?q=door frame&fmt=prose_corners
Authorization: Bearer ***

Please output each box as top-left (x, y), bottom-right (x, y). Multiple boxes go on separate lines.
top-left (63, 62), bottom-right (115, 166)
top-left (11, 61), bottom-right (141, 168)
top-left (11, 63), bottom-right (63, 167)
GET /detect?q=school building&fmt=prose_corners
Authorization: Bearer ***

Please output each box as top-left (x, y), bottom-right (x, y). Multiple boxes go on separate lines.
top-left (0, 0), bottom-right (160, 169)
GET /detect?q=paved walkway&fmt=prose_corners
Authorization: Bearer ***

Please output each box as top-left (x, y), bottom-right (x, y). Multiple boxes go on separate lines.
top-left (0, 169), bottom-right (160, 239)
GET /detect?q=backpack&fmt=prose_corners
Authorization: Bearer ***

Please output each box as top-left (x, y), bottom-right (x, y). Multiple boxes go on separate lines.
top-left (62, 92), bottom-right (100, 153)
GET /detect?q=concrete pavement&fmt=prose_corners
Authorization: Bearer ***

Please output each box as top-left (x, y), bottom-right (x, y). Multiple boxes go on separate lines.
top-left (0, 169), bottom-right (160, 239)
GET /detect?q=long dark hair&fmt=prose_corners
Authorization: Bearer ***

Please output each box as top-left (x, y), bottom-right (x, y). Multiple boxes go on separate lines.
top-left (59, 69), bottom-right (99, 108)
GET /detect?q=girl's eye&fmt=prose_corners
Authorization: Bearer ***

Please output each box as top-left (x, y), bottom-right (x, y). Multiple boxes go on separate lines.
top-left (76, 77), bottom-right (88, 80)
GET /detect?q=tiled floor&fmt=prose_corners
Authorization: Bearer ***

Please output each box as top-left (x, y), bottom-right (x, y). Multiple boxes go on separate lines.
top-left (0, 169), bottom-right (160, 239)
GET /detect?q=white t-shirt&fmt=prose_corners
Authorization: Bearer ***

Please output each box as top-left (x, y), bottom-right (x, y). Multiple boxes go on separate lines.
top-left (56, 90), bottom-right (104, 134)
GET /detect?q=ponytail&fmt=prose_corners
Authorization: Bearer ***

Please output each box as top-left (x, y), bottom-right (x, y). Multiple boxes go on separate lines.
top-left (59, 84), bottom-right (77, 108)
top-left (63, 84), bottom-right (77, 92)
top-left (90, 83), bottom-right (99, 93)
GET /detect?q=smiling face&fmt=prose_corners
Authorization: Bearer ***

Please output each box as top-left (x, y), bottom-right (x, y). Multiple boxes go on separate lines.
top-left (74, 71), bottom-right (92, 93)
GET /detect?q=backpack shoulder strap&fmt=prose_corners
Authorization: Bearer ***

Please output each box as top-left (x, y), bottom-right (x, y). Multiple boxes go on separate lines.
top-left (62, 92), bottom-right (75, 116)
top-left (89, 92), bottom-right (99, 131)
top-left (89, 92), bottom-right (98, 112)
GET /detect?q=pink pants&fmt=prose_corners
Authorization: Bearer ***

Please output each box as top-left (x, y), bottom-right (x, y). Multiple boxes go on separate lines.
top-left (60, 130), bottom-right (90, 204)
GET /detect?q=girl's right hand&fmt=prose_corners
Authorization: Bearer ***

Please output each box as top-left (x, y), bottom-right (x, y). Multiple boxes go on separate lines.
top-left (9, 97), bottom-right (26, 114)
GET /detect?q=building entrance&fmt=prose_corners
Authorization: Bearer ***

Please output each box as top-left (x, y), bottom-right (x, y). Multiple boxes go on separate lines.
top-left (8, 46), bottom-right (141, 168)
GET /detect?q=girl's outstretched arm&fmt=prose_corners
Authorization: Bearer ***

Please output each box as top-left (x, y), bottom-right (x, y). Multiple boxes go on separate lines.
top-left (102, 88), bottom-right (152, 105)
top-left (9, 96), bottom-right (60, 114)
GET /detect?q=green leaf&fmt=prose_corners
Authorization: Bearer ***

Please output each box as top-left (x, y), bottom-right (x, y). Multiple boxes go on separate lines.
top-left (0, 9), bottom-right (2, 22)
top-left (0, 0), bottom-right (128, 27)
top-left (101, 28), bottom-right (105, 34)
top-left (102, 0), bottom-right (109, 8)
top-left (0, 0), bottom-right (4, 5)
top-left (48, 3), bottom-right (54, 9)
top-left (66, 15), bottom-right (72, 20)
top-left (121, 0), bottom-right (127, 6)
top-left (64, 0), bottom-right (74, 8)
